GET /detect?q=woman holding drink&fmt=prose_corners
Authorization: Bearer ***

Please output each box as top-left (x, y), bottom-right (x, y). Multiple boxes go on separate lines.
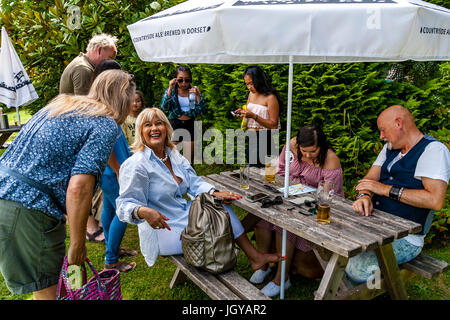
top-left (161, 65), bottom-right (208, 163)
top-left (251, 125), bottom-right (344, 297)
top-left (233, 65), bottom-right (281, 168)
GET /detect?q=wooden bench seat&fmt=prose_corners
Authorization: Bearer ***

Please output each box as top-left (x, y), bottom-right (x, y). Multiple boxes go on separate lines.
top-left (335, 253), bottom-right (449, 300)
top-left (168, 255), bottom-right (270, 300)
top-left (401, 253), bottom-right (449, 280)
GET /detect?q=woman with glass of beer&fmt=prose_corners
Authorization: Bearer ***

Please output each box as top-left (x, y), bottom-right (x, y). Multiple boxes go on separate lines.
top-left (251, 124), bottom-right (344, 297)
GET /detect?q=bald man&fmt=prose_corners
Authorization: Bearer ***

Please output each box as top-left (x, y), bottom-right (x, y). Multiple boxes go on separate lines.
top-left (346, 105), bottom-right (449, 284)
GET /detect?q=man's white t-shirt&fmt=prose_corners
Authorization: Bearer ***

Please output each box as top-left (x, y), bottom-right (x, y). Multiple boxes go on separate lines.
top-left (372, 140), bottom-right (450, 247)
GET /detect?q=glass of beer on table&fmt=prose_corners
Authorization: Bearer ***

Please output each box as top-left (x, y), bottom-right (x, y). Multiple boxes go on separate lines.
top-left (315, 180), bottom-right (334, 223)
top-left (240, 163), bottom-right (250, 189)
top-left (264, 156), bottom-right (277, 183)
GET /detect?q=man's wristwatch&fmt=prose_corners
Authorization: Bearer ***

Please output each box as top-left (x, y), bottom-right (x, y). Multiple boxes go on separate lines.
top-left (356, 192), bottom-right (371, 200)
top-left (389, 186), bottom-right (403, 201)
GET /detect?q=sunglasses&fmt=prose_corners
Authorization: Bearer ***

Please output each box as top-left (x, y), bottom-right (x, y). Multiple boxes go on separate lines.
top-left (261, 196), bottom-right (283, 208)
top-left (263, 184), bottom-right (281, 193)
top-left (177, 78), bottom-right (191, 84)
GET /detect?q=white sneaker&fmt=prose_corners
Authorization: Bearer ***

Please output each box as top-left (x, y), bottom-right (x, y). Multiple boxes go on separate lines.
top-left (249, 267), bottom-right (272, 284)
top-left (261, 279), bottom-right (292, 297)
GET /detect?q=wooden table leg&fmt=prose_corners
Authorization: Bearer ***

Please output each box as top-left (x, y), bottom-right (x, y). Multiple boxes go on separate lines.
top-left (375, 243), bottom-right (408, 300)
top-left (314, 252), bottom-right (348, 300)
top-left (0, 133), bottom-right (13, 147)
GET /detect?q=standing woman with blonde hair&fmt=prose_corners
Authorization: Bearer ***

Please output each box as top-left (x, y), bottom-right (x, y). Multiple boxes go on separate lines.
top-left (0, 70), bottom-right (135, 300)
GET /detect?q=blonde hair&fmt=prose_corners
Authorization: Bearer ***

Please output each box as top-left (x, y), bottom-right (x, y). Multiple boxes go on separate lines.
top-left (86, 33), bottom-right (118, 52)
top-left (44, 70), bottom-right (135, 124)
top-left (131, 108), bottom-right (175, 153)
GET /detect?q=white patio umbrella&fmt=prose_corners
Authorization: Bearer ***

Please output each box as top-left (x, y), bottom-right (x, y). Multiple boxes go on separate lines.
top-left (127, 0), bottom-right (450, 298)
top-left (0, 27), bottom-right (38, 126)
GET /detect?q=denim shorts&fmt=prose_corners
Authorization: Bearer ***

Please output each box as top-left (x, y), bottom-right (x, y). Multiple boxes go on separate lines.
top-left (0, 199), bottom-right (66, 294)
top-left (345, 236), bottom-right (423, 284)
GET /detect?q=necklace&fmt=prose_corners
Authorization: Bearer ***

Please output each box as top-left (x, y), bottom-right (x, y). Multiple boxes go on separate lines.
top-left (157, 151), bottom-right (169, 163)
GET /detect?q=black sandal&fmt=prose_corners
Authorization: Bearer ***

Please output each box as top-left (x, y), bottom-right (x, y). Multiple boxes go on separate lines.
top-left (104, 261), bottom-right (136, 273)
top-left (118, 248), bottom-right (138, 258)
top-left (86, 227), bottom-right (104, 243)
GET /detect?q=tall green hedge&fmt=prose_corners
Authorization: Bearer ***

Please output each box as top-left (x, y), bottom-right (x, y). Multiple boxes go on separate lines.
top-left (1, 0), bottom-right (448, 241)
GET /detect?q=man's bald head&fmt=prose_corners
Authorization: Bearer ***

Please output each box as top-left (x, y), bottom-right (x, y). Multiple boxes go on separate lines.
top-left (378, 105), bottom-right (415, 126)
top-left (377, 105), bottom-right (420, 151)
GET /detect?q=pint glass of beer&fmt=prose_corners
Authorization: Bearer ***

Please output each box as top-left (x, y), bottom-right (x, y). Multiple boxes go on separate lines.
top-left (264, 156), bottom-right (277, 183)
top-left (240, 164), bottom-right (250, 189)
top-left (315, 180), bottom-right (334, 223)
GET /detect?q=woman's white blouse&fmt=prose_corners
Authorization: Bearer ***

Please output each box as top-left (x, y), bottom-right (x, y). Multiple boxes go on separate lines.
top-left (116, 146), bottom-right (214, 266)
top-left (116, 145), bottom-right (214, 228)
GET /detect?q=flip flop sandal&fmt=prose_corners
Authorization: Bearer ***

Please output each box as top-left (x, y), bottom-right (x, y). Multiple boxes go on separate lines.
top-left (86, 227), bottom-right (105, 243)
top-left (118, 248), bottom-right (138, 258)
top-left (104, 261), bottom-right (136, 273)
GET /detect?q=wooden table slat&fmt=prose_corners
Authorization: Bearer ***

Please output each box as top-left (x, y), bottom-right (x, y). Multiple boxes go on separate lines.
top-left (338, 197), bottom-right (422, 234)
top-left (246, 169), bottom-right (421, 237)
top-left (204, 175), bottom-right (362, 258)
top-left (227, 175), bottom-right (381, 251)
top-left (244, 174), bottom-right (403, 243)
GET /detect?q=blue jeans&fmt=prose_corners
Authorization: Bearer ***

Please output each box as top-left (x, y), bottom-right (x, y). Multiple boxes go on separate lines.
top-left (100, 174), bottom-right (129, 264)
top-left (345, 236), bottom-right (423, 284)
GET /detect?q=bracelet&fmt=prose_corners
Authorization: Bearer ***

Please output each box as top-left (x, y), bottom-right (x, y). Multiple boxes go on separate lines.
top-left (208, 188), bottom-right (217, 195)
top-left (132, 206), bottom-right (141, 220)
top-left (398, 187), bottom-right (404, 200)
top-left (356, 192), bottom-right (371, 200)
top-left (389, 185), bottom-right (401, 201)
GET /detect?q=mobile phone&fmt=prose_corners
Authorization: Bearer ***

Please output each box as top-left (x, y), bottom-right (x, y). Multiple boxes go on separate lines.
top-left (246, 193), bottom-right (269, 202)
top-left (230, 173), bottom-right (240, 179)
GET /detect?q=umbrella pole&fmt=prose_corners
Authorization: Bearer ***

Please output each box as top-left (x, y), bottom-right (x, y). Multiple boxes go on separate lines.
top-left (281, 55), bottom-right (294, 300)
top-left (15, 107), bottom-right (21, 126)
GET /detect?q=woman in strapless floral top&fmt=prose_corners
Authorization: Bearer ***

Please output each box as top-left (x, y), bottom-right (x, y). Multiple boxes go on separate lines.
top-left (233, 65), bottom-right (281, 167)
top-left (251, 125), bottom-right (344, 297)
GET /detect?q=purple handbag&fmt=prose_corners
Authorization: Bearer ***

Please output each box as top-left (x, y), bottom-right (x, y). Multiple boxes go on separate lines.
top-left (57, 256), bottom-right (122, 300)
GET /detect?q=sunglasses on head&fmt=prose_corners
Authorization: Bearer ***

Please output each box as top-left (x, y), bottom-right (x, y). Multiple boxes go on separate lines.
top-left (261, 196), bottom-right (283, 208)
top-left (177, 78), bottom-right (191, 83)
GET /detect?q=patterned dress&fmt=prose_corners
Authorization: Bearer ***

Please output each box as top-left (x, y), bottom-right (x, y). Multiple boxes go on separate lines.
top-left (257, 144), bottom-right (344, 251)
top-left (0, 109), bottom-right (118, 220)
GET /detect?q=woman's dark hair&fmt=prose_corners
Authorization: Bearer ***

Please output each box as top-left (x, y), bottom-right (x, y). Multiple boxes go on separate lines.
top-left (92, 59), bottom-right (122, 80)
top-left (243, 65), bottom-right (282, 107)
top-left (173, 64), bottom-right (192, 93)
top-left (135, 90), bottom-right (146, 108)
top-left (296, 125), bottom-right (333, 168)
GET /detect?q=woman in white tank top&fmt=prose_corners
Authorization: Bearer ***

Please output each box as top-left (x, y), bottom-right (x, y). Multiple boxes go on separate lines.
top-left (233, 66), bottom-right (281, 167)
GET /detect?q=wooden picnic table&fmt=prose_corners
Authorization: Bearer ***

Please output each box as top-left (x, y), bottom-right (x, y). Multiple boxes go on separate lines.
top-left (203, 167), bottom-right (423, 300)
top-left (0, 125), bottom-right (22, 147)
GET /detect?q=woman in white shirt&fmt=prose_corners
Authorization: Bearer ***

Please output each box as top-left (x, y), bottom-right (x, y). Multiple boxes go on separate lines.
top-left (233, 65), bottom-right (281, 167)
top-left (116, 108), bottom-right (281, 270)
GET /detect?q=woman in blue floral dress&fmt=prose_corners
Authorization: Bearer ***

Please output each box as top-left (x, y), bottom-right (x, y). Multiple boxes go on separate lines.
top-left (0, 70), bottom-right (135, 299)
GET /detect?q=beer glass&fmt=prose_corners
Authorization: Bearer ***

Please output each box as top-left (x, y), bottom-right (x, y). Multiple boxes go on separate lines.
top-left (264, 156), bottom-right (277, 183)
top-left (240, 164), bottom-right (250, 189)
top-left (315, 180), bottom-right (334, 223)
